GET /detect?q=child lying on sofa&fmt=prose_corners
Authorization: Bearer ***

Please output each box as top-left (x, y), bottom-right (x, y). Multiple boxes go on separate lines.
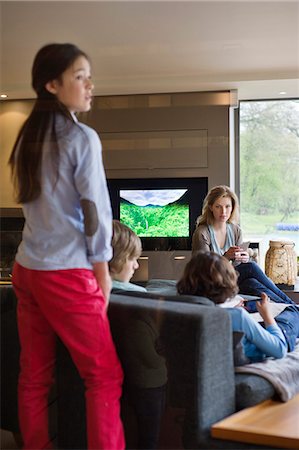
top-left (109, 220), bottom-right (167, 450)
top-left (177, 251), bottom-right (288, 362)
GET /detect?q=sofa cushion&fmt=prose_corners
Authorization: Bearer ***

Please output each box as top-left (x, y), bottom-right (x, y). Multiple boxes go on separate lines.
top-left (145, 278), bottom-right (178, 295)
top-left (235, 373), bottom-right (275, 410)
top-left (113, 287), bottom-right (215, 308)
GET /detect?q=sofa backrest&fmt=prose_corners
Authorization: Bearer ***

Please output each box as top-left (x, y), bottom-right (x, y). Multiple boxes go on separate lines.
top-left (109, 293), bottom-right (236, 442)
top-left (56, 292), bottom-right (236, 449)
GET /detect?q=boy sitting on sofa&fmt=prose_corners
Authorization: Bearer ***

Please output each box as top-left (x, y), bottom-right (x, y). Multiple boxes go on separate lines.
top-left (177, 251), bottom-right (288, 362)
top-left (109, 220), bottom-right (167, 450)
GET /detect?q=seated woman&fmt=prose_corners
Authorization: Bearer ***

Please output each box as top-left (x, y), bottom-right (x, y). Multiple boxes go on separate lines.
top-left (192, 184), bottom-right (299, 351)
top-left (177, 251), bottom-right (288, 362)
top-left (109, 220), bottom-right (167, 450)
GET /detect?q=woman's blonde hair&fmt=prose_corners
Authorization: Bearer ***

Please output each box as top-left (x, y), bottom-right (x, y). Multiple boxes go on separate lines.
top-left (177, 251), bottom-right (239, 304)
top-left (109, 220), bottom-right (142, 274)
top-left (196, 185), bottom-right (239, 226)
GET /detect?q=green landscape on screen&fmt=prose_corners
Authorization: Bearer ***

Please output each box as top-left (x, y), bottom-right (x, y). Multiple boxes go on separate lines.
top-left (120, 201), bottom-right (189, 237)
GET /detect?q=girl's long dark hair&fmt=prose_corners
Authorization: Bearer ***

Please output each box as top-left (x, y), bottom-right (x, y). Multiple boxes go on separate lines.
top-left (9, 43), bottom-right (88, 203)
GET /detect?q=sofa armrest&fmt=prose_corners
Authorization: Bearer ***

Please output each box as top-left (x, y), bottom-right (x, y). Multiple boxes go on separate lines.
top-left (192, 306), bottom-right (235, 445)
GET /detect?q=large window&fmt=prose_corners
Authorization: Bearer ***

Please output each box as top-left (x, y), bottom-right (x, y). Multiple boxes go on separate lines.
top-left (239, 99), bottom-right (299, 267)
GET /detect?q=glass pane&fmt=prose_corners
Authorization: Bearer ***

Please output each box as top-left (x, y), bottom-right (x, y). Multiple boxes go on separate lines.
top-left (239, 99), bottom-right (299, 270)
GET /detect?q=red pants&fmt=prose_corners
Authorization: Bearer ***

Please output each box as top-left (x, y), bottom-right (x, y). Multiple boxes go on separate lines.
top-left (12, 262), bottom-right (125, 450)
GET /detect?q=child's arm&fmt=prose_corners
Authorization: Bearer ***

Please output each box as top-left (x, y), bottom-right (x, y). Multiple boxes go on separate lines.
top-left (125, 319), bottom-right (166, 368)
top-left (228, 307), bottom-right (287, 360)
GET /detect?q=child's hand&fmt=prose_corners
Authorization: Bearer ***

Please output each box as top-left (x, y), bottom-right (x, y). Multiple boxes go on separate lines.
top-left (93, 262), bottom-right (112, 307)
top-left (235, 297), bottom-right (245, 307)
top-left (256, 293), bottom-right (275, 327)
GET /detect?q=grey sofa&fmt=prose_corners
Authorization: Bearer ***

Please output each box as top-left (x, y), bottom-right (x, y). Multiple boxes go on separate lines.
top-left (56, 284), bottom-right (275, 450)
top-left (1, 283), bottom-right (275, 449)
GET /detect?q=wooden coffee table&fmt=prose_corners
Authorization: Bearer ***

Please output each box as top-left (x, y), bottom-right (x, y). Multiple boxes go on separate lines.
top-left (211, 393), bottom-right (299, 449)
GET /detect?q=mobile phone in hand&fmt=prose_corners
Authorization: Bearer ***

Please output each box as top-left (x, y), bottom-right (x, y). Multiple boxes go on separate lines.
top-left (240, 242), bottom-right (250, 251)
top-left (242, 295), bottom-right (261, 313)
top-left (243, 296), bottom-right (262, 302)
top-left (243, 298), bottom-right (261, 313)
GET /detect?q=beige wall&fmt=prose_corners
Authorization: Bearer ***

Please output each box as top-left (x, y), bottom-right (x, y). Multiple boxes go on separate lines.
top-left (0, 91), bottom-right (233, 210)
top-left (0, 100), bottom-right (34, 208)
top-left (81, 91), bottom-right (232, 189)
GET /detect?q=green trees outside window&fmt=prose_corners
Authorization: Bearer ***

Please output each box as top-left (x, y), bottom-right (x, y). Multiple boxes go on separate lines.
top-left (239, 99), bottom-right (299, 262)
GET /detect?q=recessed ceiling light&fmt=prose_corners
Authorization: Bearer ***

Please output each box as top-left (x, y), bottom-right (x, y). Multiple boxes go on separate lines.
top-left (279, 91), bottom-right (287, 95)
top-left (0, 94), bottom-right (8, 98)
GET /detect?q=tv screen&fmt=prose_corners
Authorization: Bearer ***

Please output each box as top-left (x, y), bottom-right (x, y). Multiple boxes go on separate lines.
top-left (120, 189), bottom-right (189, 237)
top-left (107, 177), bottom-right (208, 251)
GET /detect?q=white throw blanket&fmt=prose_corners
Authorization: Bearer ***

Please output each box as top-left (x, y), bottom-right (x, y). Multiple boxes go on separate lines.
top-left (235, 339), bottom-right (299, 402)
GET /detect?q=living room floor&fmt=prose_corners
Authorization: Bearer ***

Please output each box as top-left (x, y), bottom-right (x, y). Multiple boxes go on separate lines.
top-left (0, 430), bottom-right (20, 450)
top-left (0, 430), bottom-right (57, 450)
top-left (1, 409), bottom-right (184, 450)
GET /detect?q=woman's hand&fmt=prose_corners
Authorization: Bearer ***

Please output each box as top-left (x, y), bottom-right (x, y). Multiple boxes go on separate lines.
top-left (224, 246), bottom-right (242, 261)
top-left (234, 250), bottom-right (250, 263)
top-left (256, 293), bottom-right (275, 327)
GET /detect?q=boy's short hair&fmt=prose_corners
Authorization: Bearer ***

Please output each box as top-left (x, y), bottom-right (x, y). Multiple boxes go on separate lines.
top-left (177, 251), bottom-right (238, 304)
top-left (109, 220), bottom-right (142, 274)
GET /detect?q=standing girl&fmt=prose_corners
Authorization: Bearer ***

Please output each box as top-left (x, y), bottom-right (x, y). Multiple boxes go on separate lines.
top-left (9, 43), bottom-right (124, 450)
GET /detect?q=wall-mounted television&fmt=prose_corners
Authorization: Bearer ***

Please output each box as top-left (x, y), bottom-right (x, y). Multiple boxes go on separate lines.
top-left (107, 177), bottom-right (208, 251)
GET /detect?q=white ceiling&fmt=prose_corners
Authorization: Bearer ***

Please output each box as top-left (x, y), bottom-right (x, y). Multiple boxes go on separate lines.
top-left (1, 0), bottom-right (299, 101)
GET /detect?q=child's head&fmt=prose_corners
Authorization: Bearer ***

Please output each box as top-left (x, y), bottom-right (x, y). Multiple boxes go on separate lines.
top-left (32, 43), bottom-right (92, 112)
top-left (9, 43), bottom-right (92, 205)
top-left (109, 220), bottom-right (142, 283)
top-left (177, 251), bottom-right (238, 304)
